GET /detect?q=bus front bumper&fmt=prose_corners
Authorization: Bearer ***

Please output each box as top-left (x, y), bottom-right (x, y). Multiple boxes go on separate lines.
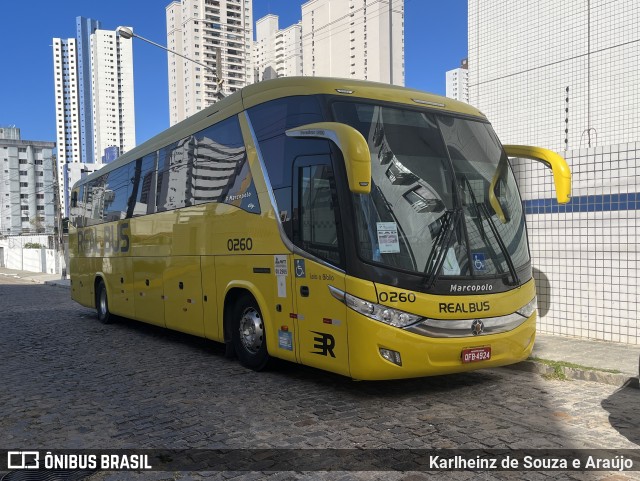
top-left (347, 311), bottom-right (536, 381)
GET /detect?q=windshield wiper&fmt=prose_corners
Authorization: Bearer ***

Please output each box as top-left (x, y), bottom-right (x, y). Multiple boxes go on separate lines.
top-left (423, 208), bottom-right (462, 289)
top-left (460, 175), bottom-right (519, 285)
top-left (478, 202), bottom-right (520, 285)
top-left (460, 175), bottom-right (501, 268)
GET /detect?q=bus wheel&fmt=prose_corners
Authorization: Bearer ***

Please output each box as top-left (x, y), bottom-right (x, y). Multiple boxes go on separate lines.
top-left (232, 294), bottom-right (270, 371)
top-left (96, 280), bottom-right (113, 324)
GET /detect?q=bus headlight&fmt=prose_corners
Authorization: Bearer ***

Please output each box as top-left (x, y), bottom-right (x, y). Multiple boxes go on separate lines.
top-left (345, 293), bottom-right (422, 328)
top-left (516, 296), bottom-right (537, 318)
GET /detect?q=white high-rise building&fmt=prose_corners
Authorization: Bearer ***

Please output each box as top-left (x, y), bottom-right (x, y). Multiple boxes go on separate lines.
top-left (301, 0), bottom-right (404, 85)
top-left (166, 0), bottom-right (254, 125)
top-left (53, 17), bottom-right (136, 217)
top-left (445, 58), bottom-right (468, 103)
top-left (254, 15), bottom-right (303, 82)
top-left (90, 29), bottom-right (136, 164)
top-left (469, 1), bottom-right (640, 345)
top-left (52, 38), bottom-right (81, 167)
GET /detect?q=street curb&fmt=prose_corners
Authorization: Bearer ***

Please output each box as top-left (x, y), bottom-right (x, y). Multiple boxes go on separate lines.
top-left (44, 280), bottom-right (71, 289)
top-left (505, 360), bottom-right (639, 389)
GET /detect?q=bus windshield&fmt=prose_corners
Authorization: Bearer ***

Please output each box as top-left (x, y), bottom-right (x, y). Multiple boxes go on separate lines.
top-left (332, 101), bottom-right (529, 282)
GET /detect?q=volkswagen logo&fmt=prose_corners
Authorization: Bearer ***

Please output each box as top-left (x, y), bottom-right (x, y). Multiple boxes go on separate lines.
top-left (471, 319), bottom-right (484, 336)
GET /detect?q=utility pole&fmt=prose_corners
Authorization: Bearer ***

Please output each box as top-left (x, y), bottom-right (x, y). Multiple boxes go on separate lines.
top-left (389, 0), bottom-right (394, 85)
top-left (51, 154), bottom-right (66, 278)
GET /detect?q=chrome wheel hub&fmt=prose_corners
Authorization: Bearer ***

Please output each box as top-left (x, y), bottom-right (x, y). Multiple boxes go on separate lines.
top-left (239, 307), bottom-right (263, 354)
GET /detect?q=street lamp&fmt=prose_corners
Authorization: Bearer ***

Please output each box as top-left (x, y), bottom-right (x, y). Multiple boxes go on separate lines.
top-left (116, 26), bottom-right (224, 97)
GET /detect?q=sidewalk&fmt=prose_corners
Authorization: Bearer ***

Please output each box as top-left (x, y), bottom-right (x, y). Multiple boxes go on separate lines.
top-left (510, 332), bottom-right (639, 389)
top-left (1, 267), bottom-right (637, 388)
top-left (0, 266), bottom-right (70, 288)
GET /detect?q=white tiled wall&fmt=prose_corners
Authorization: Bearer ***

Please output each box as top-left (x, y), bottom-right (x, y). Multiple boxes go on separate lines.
top-left (469, 1), bottom-right (640, 153)
top-left (511, 145), bottom-right (640, 345)
top-left (469, 0), bottom-right (640, 344)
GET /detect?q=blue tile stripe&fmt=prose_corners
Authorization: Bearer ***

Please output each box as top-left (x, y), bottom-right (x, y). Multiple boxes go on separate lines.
top-left (523, 193), bottom-right (640, 214)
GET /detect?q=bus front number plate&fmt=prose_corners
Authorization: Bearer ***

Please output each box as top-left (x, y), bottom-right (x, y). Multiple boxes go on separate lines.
top-left (461, 346), bottom-right (491, 363)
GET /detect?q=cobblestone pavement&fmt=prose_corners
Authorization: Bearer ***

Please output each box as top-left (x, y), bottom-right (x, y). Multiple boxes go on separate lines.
top-left (1, 277), bottom-right (638, 481)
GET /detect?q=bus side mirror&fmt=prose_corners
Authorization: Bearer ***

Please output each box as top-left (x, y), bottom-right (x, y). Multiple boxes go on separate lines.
top-left (286, 122), bottom-right (372, 194)
top-left (503, 145), bottom-right (572, 203)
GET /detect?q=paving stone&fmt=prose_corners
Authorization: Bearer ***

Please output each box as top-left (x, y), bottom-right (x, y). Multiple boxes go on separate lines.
top-left (0, 276), bottom-right (638, 481)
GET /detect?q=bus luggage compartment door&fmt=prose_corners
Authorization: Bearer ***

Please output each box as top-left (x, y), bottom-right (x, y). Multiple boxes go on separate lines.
top-left (163, 256), bottom-right (204, 337)
top-left (133, 257), bottom-right (166, 327)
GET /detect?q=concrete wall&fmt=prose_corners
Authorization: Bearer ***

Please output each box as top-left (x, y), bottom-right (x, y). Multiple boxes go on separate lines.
top-left (0, 235), bottom-right (60, 274)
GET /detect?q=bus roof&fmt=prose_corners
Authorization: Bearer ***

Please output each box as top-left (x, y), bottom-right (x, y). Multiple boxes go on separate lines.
top-left (239, 76), bottom-right (484, 117)
top-left (74, 77), bottom-right (485, 187)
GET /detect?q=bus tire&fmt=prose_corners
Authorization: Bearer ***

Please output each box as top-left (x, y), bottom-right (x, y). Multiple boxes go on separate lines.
top-left (96, 279), bottom-right (114, 324)
top-left (232, 293), bottom-right (270, 371)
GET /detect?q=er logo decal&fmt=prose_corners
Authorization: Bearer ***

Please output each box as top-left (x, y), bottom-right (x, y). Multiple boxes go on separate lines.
top-left (311, 331), bottom-right (336, 358)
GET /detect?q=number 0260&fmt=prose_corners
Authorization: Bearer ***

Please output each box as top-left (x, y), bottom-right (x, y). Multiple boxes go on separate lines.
top-left (378, 291), bottom-right (416, 303)
top-left (227, 238), bottom-right (253, 251)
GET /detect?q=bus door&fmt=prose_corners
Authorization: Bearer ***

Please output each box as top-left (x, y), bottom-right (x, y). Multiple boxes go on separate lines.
top-left (292, 156), bottom-right (349, 376)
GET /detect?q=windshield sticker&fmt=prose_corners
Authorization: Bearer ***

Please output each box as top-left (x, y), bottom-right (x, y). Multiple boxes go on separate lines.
top-left (376, 222), bottom-right (400, 253)
top-left (472, 252), bottom-right (486, 272)
top-left (275, 255), bottom-right (288, 276)
top-left (443, 247), bottom-right (461, 275)
top-left (294, 259), bottom-right (306, 278)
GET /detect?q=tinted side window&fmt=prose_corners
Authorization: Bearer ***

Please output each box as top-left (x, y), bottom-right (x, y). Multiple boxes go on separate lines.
top-left (156, 116), bottom-right (258, 213)
top-left (103, 165), bottom-right (131, 222)
top-left (85, 176), bottom-right (107, 226)
top-left (294, 157), bottom-right (343, 267)
top-left (70, 186), bottom-right (85, 227)
top-left (193, 116), bottom-right (258, 213)
top-left (131, 153), bottom-right (157, 217)
top-left (156, 139), bottom-right (191, 212)
top-left (248, 95), bottom-right (329, 189)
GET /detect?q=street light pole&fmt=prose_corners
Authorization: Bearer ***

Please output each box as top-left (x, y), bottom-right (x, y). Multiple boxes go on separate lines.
top-left (116, 26), bottom-right (225, 96)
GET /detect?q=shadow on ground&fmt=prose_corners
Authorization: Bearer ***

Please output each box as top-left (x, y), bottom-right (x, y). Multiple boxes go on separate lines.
top-left (601, 379), bottom-right (640, 447)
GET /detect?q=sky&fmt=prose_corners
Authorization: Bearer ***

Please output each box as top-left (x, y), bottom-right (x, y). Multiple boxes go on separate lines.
top-left (0, 0), bottom-right (467, 146)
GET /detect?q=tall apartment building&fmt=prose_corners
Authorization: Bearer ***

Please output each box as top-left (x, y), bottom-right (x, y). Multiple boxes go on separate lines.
top-left (254, 15), bottom-right (303, 82)
top-left (53, 36), bottom-right (81, 167)
top-left (469, 1), bottom-right (640, 344)
top-left (445, 58), bottom-right (468, 103)
top-left (301, 0), bottom-right (404, 85)
top-left (166, 0), bottom-right (254, 125)
top-left (53, 17), bottom-right (136, 217)
top-left (90, 29), bottom-right (136, 163)
top-left (77, 17), bottom-right (100, 166)
top-left (0, 127), bottom-right (56, 235)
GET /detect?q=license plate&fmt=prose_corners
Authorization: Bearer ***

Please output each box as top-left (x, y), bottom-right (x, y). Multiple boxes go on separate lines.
top-left (461, 346), bottom-right (491, 363)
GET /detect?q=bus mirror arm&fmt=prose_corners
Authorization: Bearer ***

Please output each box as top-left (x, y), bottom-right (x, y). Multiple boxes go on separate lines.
top-left (489, 158), bottom-right (509, 224)
top-left (503, 145), bottom-right (572, 204)
top-left (286, 122), bottom-right (372, 194)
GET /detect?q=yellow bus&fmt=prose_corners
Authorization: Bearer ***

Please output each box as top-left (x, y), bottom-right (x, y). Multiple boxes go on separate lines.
top-left (69, 77), bottom-right (570, 380)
